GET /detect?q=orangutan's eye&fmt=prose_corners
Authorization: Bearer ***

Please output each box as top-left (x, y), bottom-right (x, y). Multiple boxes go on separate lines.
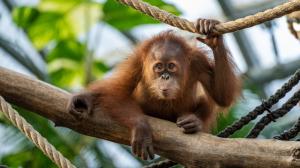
top-left (167, 63), bottom-right (177, 72)
top-left (153, 63), bottom-right (164, 72)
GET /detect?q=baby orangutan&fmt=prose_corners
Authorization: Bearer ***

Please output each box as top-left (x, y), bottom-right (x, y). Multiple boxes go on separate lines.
top-left (68, 19), bottom-right (240, 160)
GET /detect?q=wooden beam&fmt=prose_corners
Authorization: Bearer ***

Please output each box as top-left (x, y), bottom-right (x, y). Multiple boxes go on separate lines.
top-left (1, 67), bottom-right (300, 168)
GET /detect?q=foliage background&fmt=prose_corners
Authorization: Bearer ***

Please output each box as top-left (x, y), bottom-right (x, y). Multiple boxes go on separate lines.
top-left (0, 0), bottom-right (300, 167)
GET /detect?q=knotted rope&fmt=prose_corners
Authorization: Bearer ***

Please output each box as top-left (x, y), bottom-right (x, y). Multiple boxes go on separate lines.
top-left (218, 69), bottom-right (300, 138)
top-left (0, 96), bottom-right (75, 168)
top-left (3, 1), bottom-right (300, 168)
top-left (274, 117), bottom-right (300, 140)
top-left (116, 0), bottom-right (300, 35)
top-left (135, 0), bottom-right (300, 166)
top-left (247, 89), bottom-right (300, 138)
top-left (143, 160), bottom-right (176, 168)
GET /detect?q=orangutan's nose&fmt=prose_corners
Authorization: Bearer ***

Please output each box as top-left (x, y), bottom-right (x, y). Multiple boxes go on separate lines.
top-left (161, 73), bottom-right (170, 80)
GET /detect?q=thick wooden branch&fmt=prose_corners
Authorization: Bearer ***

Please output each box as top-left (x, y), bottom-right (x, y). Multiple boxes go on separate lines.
top-left (1, 67), bottom-right (300, 168)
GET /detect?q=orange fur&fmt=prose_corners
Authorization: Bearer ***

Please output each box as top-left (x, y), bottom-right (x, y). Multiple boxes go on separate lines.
top-left (69, 31), bottom-right (241, 159)
top-left (88, 31), bottom-right (241, 131)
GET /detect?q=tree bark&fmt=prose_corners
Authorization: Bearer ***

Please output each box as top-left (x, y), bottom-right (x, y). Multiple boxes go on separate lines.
top-left (1, 67), bottom-right (300, 168)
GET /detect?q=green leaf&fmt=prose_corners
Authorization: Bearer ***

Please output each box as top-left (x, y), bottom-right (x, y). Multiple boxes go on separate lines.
top-left (103, 0), bottom-right (181, 30)
top-left (38, 0), bottom-right (83, 13)
top-left (12, 7), bottom-right (40, 28)
top-left (47, 39), bottom-right (86, 62)
top-left (2, 151), bottom-right (32, 167)
top-left (48, 59), bottom-right (84, 88)
top-left (64, 2), bottom-right (102, 35)
top-left (92, 60), bottom-right (111, 78)
top-left (27, 11), bottom-right (72, 49)
top-left (13, 1), bottom-right (102, 49)
top-left (2, 148), bottom-right (57, 168)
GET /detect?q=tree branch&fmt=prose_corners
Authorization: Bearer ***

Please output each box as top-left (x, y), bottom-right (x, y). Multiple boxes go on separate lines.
top-left (1, 67), bottom-right (300, 168)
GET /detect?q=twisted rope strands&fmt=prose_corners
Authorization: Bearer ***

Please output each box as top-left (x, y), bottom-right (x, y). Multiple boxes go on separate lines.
top-left (217, 69), bottom-right (300, 138)
top-left (247, 90), bottom-right (300, 138)
top-left (215, 0), bottom-right (300, 34)
top-left (0, 96), bottom-right (75, 168)
top-left (273, 117), bottom-right (300, 140)
top-left (116, 0), bottom-right (195, 33)
top-left (117, 1), bottom-right (299, 167)
top-left (1, 2), bottom-right (299, 168)
top-left (116, 0), bottom-right (300, 35)
top-left (143, 69), bottom-right (300, 168)
top-left (144, 160), bottom-right (177, 168)
top-left (120, 0), bottom-right (299, 167)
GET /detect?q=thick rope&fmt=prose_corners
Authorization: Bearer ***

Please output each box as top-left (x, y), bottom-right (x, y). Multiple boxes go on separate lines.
top-left (118, 1), bottom-right (299, 167)
top-left (247, 90), bottom-right (300, 138)
top-left (111, 1), bottom-right (297, 167)
top-left (273, 117), bottom-right (300, 140)
top-left (148, 70), bottom-right (300, 168)
top-left (288, 21), bottom-right (299, 39)
top-left (144, 160), bottom-right (177, 168)
top-left (0, 96), bottom-right (76, 168)
top-left (146, 69), bottom-right (300, 167)
top-left (116, 0), bottom-right (300, 35)
top-left (287, 11), bottom-right (300, 39)
top-left (217, 69), bottom-right (300, 138)
top-left (10, 1), bottom-right (298, 167)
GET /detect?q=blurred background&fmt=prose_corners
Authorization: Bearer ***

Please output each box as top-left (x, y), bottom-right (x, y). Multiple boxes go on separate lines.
top-left (0, 0), bottom-right (300, 167)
